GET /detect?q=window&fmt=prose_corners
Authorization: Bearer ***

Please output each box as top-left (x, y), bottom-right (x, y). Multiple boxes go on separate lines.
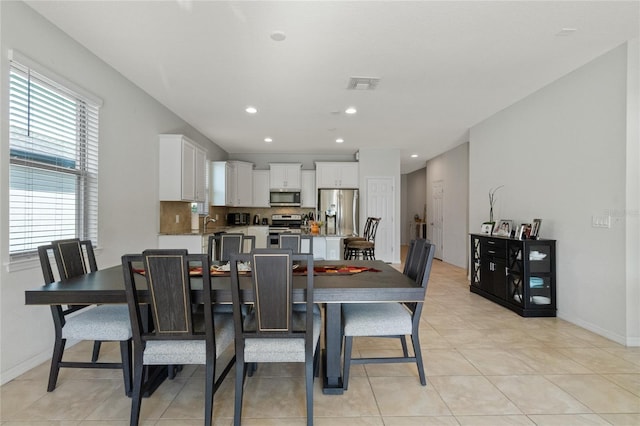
top-left (9, 56), bottom-right (100, 259)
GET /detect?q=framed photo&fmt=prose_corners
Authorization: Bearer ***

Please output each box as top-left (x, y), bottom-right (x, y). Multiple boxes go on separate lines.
top-left (495, 219), bottom-right (513, 237)
top-left (531, 219), bottom-right (542, 239)
top-left (518, 223), bottom-right (532, 240)
top-left (480, 222), bottom-right (494, 235)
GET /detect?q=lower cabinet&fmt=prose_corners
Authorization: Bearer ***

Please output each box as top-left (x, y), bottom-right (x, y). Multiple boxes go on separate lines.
top-left (158, 234), bottom-right (209, 254)
top-left (470, 233), bottom-right (556, 317)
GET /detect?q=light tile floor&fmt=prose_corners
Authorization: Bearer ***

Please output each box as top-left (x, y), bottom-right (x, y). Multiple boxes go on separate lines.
top-left (2, 258), bottom-right (639, 425)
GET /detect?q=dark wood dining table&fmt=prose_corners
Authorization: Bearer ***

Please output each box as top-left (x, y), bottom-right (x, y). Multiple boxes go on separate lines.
top-left (25, 259), bottom-right (424, 395)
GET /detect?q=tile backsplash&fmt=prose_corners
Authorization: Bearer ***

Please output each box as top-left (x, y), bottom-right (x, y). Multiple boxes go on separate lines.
top-left (160, 202), bottom-right (317, 234)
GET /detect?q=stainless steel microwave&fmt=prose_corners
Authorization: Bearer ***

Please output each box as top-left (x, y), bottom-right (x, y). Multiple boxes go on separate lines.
top-left (269, 191), bottom-right (301, 207)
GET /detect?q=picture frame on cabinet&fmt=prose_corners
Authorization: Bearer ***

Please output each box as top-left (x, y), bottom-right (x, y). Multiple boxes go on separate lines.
top-left (518, 223), bottom-right (532, 240)
top-left (495, 219), bottom-right (513, 237)
top-left (531, 219), bottom-right (542, 239)
top-left (480, 222), bottom-right (494, 235)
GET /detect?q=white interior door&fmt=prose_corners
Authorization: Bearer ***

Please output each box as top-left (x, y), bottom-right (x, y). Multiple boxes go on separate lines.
top-left (366, 177), bottom-right (394, 262)
top-left (430, 180), bottom-right (444, 259)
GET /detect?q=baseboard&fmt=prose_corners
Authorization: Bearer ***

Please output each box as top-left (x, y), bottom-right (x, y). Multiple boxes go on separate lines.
top-left (0, 350), bottom-right (51, 386)
top-left (557, 312), bottom-right (634, 346)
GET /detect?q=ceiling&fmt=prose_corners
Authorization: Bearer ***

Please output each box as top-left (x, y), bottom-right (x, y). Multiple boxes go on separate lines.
top-left (25, 1), bottom-right (639, 173)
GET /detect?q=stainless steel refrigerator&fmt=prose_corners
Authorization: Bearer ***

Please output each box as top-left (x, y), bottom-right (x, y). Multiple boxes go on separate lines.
top-left (317, 189), bottom-right (359, 236)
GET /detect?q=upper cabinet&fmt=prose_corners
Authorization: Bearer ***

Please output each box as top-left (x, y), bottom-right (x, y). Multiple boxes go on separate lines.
top-left (315, 162), bottom-right (359, 188)
top-left (300, 170), bottom-right (316, 208)
top-left (211, 160), bottom-right (253, 206)
top-left (159, 134), bottom-right (207, 202)
top-left (269, 163), bottom-right (301, 189)
top-left (252, 170), bottom-right (270, 207)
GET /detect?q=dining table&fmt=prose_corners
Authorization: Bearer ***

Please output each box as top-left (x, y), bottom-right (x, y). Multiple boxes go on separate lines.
top-left (25, 259), bottom-right (424, 395)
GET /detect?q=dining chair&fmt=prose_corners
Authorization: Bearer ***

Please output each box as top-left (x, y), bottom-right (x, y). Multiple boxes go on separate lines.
top-left (208, 233), bottom-right (255, 262)
top-left (278, 233), bottom-right (313, 254)
top-left (342, 216), bottom-right (373, 259)
top-left (345, 217), bottom-right (381, 260)
top-left (341, 240), bottom-right (435, 389)
top-left (38, 239), bottom-right (132, 394)
top-left (403, 237), bottom-right (430, 281)
top-left (229, 250), bottom-right (320, 426)
top-left (121, 250), bottom-right (235, 426)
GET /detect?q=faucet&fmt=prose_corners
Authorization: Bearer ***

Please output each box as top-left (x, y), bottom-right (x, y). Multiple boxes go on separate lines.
top-left (203, 215), bottom-right (217, 232)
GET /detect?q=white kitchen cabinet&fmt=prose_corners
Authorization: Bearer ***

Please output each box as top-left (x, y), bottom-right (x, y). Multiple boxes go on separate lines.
top-left (315, 162), bottom-right (359, 188)
top-left (159, 134), bottom-right (207, 202)
top-left (158, 234), bottom-right (208, 254)
top-left (234, 162), bottom-right (253, 206)
top-left (211, 161), bottom-right (253, 206)
top-left (247, 226), bottom-right (269, 248)
top-left (325, 236), bottom-right (343, 260)
top-left (252, 170), bottom-right (270, 207)
top-left (300, 170), bottom-right (316, 208)
top-left (269, 163), bottom-right (301, 189)
top-left (312, 237), bottom-right (326, 260)
top-left (194, 147), bottom-right (207, 202)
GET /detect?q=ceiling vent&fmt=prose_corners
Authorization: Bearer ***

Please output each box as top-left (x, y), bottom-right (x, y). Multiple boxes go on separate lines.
top-left (347, 77), bottom-right (380, 90)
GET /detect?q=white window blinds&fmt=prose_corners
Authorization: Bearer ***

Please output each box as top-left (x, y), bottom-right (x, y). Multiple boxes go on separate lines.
top-left (9, 58), bottom-right (100, 258)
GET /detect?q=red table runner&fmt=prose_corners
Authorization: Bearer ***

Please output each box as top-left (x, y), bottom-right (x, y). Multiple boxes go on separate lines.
top-left (134, 265), bottom-right (380, 277)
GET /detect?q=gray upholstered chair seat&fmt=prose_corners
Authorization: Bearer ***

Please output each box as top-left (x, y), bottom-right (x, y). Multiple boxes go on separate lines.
top-left (145, 313), bottom-right (234, 365)
top-left (62, 304), bottom-right (132, 341)
top-left (342, 303), bottom-right (412, 336)
top-left (242, 312), bottom-right (321, 363)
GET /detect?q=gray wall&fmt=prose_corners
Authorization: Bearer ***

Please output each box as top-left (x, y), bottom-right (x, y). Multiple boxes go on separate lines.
top-left (425, 143), bottom-right (469, 268)
top-left (0, 1), bottom-right (224, 382)
top-left (469, 42), bottom-right (639, 346)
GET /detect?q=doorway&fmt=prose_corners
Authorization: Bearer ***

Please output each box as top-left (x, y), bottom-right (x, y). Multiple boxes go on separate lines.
top-left (366, 177), bottom-right (394, 262)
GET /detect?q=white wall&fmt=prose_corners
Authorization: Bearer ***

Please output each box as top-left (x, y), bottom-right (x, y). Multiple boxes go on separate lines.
top-left (469, 43), bottom-right (638, 345)
top-left (0, 1), bottom-right (226, 383)
top-left (426, 142), bottom-right (469, 268)
top-left (357, 148), bottom-right (401, 263)
top-left (625, 38), bottom-right (639, 345)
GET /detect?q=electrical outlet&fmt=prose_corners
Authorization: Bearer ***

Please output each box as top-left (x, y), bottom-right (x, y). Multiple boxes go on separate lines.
top-left (215, 214), bottom-right (218, 221)
top-left (592, 215), bottom-right (611, 228)
top-left (176, 215), bottom-right (180, 223)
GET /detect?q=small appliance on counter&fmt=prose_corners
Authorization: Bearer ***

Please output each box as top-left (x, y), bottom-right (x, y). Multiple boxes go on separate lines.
top-left (227, 212), bottom-right (250, 225)
top-left (253, 214), bottom-right (260, 225)
top-left (262, 217), bottom-right (269, 225)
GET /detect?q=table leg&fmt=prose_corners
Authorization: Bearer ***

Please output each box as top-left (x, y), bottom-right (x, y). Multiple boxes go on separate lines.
top-left (322, 303), bottom-right (344, 395)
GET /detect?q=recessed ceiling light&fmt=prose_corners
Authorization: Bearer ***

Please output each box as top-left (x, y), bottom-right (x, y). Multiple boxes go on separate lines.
top-left (270, 31), bottom-right (286, 42)
top-left (245, 106), bottom-right (257, 114)
top-left (411, 154), bottom-right (418, 158)
top-left (336, 138), bottom-right (344, 143)
top-left (345, 107), bottom-right (357, 114)
top-left (264, 137), bottom-right (273, 143)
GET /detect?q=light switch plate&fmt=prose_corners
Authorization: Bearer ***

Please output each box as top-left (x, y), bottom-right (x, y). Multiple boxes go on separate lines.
top-left (592, 215), bottom-right (611, 228)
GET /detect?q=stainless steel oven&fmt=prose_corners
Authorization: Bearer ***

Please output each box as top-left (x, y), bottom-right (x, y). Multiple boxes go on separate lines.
top-left (268, 214), bottom-right (302, 247)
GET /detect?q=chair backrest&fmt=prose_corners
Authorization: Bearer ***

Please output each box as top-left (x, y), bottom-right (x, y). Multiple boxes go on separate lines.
top-left (366, 217), bottom-right (382, 242)
top-left (403, 238), bottom-right (428, 281)
top-left (208, 233), bottom-right (250, 262)
top-left (405, 241), bottom-right (436, 319)
top-left (41, 239), bottom-right (98, 282)
top-left (360, 217), bottom-right (373, 238)
top-left (229, 250), bottom-right (314, 341)
top-left (279, 233), bottom-right (301, 252)
top-left (122, 250), bottom-right (214, 346)
top-left (38, 239), bottom-right (99, 323)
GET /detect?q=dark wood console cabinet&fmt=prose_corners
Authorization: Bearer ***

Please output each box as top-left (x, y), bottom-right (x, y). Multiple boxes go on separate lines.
top-left (470, 233), bottom-right (556, 317)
